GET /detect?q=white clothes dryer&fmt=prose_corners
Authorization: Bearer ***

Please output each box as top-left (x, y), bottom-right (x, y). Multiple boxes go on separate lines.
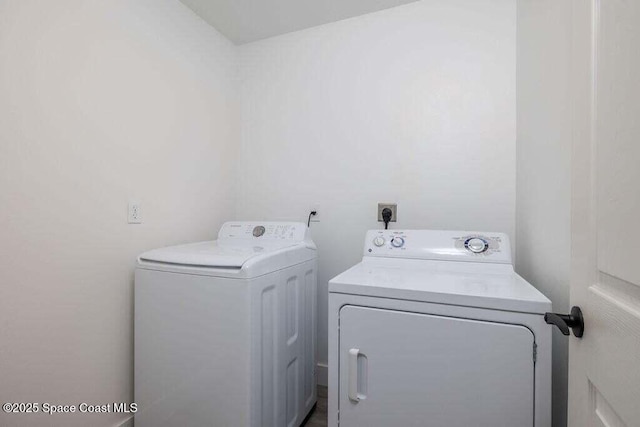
top-left (328, 229), bottom-right (551, 427)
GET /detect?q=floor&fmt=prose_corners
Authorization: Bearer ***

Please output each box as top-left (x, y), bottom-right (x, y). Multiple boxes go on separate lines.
top-left (303, 386), bottom-right (328, 426)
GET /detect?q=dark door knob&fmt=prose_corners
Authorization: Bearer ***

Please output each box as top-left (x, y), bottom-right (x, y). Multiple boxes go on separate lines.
top-left (544, 306), bottom-right (584, 338)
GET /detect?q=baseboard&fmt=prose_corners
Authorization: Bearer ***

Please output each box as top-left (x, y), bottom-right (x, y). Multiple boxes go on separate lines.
top-left (316, 362), bottom-right (328, 386)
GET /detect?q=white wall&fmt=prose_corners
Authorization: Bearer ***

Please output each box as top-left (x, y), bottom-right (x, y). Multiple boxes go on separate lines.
top-left (0, 1), bottom-right (237, 426)
top-left (516, 1), bottom-right (572, 426)
top-left (238, 0), bottom-right (516, 383)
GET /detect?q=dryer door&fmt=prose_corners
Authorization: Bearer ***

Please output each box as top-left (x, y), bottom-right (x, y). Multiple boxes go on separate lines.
top-left (338, 306), bottom-right (535, 427)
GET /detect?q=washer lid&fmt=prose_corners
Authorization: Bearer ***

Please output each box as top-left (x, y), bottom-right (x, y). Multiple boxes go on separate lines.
top-left (329, 258), bottom-right (551, 314)
top-left (136, 221), bottom-right (316, 278)
top-left (139, 221), bottom-right (313, 269)
top-left (138, 240), bottom-right (292, 268)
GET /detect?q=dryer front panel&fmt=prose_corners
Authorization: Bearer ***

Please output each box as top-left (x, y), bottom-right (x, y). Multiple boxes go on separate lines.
top-left (338, 306), bottom-right (535, 427)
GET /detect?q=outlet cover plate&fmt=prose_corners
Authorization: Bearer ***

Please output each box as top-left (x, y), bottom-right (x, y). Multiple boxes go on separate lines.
top-left (310, 204), bottom-right (320, 222)
top-left (128, 201), bottom-right (142, 224)
top-left (377, 203), bottom-right (397, 222)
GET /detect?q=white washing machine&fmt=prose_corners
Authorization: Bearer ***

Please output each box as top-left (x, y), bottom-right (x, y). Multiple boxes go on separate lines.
top-left (328, 230), bottom-right (552, 427)
top-left (134, 221), bottom-right (317, 427)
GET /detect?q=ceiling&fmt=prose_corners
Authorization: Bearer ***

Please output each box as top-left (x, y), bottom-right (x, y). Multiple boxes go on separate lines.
top-left (180, 0), bottom-right (419, 45)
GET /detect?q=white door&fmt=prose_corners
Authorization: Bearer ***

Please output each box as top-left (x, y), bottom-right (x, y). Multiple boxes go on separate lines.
top-left (339, 306), bottom-right (534, 427)
top-left (569, 1), bottom-right (640, 426)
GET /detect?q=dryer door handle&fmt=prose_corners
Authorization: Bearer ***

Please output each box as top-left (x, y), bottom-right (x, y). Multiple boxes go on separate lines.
top-left (348, 348), bottom-right (360, 402)
top-left (348, 348), bottom-right (368, 402)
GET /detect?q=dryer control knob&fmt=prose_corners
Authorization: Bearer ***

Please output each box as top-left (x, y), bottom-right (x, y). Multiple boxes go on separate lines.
top-left (466, 238), bottom-right (488, 253)
top-left (391, 237), bottom-right (405, 248)
top-left (373, 236), bottom-right (386, 247)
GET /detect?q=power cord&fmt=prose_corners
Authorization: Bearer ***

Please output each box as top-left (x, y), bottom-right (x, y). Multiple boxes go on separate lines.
top-left (382, 208), bottom-right (392, 230)
top-left (307, 210), bottom-right (317, 227)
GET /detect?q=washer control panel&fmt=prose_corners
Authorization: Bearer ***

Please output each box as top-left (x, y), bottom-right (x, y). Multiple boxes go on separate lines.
top-left (219, 222), bottom-right (307, 241)
top-left (364, 229), bottom-right (512, 264)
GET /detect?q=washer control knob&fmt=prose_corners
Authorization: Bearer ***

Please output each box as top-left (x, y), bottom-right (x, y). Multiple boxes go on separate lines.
top-left (252, 225), bottom-right (266, 237)
top-left (466, 238), bottom-right (488, 253)
top-left (391, 237), bottom-right (405, 248)
top-left (373, 236), bottom-right (386, 247)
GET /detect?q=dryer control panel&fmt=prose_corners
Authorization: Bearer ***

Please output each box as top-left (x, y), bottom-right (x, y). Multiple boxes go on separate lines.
top-left (363, 229), bottom-right (512, 264)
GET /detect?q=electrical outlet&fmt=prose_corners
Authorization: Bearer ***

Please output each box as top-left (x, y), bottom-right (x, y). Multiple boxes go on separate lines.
top-left (128, 201), bottom-right (142, 224)
top-left (377, 203), bottom-right (397, 222)
top-left (310, 204), bottom-right (320, 222)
